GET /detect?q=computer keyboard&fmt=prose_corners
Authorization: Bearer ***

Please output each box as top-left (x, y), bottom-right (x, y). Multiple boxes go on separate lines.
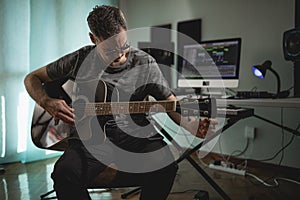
top-left (236, 91), bottom-right (275, 98)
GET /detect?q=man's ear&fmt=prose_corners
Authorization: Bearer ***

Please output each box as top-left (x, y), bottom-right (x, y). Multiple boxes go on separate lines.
top-left (89, 32), bottom-right (97, 44)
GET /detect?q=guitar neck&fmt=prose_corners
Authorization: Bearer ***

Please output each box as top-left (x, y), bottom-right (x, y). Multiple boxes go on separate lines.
top-left (84, 100), bottom-right (177, 116)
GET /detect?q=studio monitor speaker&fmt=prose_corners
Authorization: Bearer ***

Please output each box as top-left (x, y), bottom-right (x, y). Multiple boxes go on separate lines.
top-left (177, 19), bottom-right (202, 75)
top-left (283, 28), bottom-right (300, 62)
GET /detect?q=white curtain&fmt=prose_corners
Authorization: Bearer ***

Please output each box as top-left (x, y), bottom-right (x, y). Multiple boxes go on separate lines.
top-left (0, 0), bottom-right (118, 163)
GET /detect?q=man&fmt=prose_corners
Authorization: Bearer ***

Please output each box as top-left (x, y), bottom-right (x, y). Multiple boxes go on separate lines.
top-left (24, 5), bottom-right (214, 200)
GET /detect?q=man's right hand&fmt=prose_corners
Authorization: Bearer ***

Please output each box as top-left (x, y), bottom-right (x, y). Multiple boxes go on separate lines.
top-left (24, 66), bottom-right (75, 125)
top-left (42, 97), bottom-right (75, 125)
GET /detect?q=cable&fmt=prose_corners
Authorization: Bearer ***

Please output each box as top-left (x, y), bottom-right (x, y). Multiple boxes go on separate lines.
top-left (224, 139), bottom-right (250, 169)
top-left (257, 122), bottom-right (299, 162)
top-left (196, 153), bottom-right (209, 168)
top-left (217, 130), bottom-right (250, 169)
top-left (278, 108), bottom-right (284, 165)
top-left (256, 135), bottom-right (295, 162)
top-left (170, 189), bottom-right (200, 194)
top-left (225, 88), bottom-right (237, 96)
top-left (250, 86), bottom-right (258, 92)
top-left (246, 172), bottom-right (300, 187)
top-left (236, 159), bottom-right (248, 170)
top-left (226, 138), bottom-right (249, 160)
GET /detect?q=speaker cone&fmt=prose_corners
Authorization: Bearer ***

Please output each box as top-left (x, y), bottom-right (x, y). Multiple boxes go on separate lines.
top-left (283, 28), bottom-right (300, 61)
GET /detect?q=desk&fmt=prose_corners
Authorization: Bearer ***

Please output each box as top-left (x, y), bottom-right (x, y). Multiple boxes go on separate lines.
top-left (162, 97), bottom-right (300, 200)
top-left (217, 97), bottom-right (300, 137)
top-left (217, 97), bottom-right (300, 108)
top-left (152, 99), bottom-right (259, 200)
top-left (121, 98), bottom-right (300, 200)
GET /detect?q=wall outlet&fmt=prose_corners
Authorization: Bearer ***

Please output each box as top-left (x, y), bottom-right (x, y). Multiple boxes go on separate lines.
top-left (245, 126), bottom-right (256, 139)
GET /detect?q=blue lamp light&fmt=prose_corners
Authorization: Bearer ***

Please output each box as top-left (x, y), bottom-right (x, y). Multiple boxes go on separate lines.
top-left (252, 65), bottom-right (266, 79)
top-left (251, 60), bottom-right (281, 98)
top-left (252, 68), bottom-right (265, 78)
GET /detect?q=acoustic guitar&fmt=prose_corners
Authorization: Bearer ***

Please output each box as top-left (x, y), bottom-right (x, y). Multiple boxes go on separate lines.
top-left (31, 79), bottom-right (216, 151)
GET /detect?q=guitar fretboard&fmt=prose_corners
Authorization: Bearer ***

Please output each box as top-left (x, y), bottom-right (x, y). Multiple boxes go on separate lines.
top-left (84, 101), bottom-right (177, 116)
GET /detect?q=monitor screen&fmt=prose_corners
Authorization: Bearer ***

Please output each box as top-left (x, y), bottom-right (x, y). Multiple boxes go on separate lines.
top-left (177, 38), bottom-right (241, 89)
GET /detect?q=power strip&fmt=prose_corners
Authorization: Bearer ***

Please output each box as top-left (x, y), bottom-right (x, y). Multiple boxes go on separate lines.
top-left (208, 163), bottom-right (246, 176)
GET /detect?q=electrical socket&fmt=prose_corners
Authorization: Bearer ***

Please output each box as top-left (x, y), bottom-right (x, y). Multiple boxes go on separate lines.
top-left (245, 126), bottom-right (256, 139)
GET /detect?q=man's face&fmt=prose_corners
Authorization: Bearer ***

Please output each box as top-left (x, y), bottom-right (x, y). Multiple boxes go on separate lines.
top-left (96, 29), bottom-right (129, 67)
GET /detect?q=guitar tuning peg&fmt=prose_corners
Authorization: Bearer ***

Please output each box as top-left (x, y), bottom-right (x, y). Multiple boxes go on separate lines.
top-left (204, 99), bottom-right (210, 104)
top-left (182, 98), bottom-right (189, 102)
top-left (182, 110), bottom-right (189, 115)
top-left (193, 110), bottom-right (199, 115)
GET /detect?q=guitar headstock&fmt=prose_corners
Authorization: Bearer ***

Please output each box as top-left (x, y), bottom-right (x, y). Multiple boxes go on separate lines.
top-left (177, 97), bottom-right (216, 118)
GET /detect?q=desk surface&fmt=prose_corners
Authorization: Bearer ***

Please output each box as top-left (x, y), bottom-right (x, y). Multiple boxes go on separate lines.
top-left (217, 97), bottom-right (300, 108)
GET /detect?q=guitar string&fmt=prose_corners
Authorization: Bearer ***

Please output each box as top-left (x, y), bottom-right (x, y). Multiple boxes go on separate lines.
top-left (74, 102), bottom-right (208, 114)
top-left (72, 99), bottom-right (211, 117)
top-left (74, 107), bottom-right (207, 116)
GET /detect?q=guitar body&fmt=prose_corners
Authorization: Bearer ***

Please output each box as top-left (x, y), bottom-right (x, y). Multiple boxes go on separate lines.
top-left (31, 79), bottom-right (119, 150)
top-left (31, 104), bottom-right (72, 151)
top-left (31, 79), bottom-right (74, 151)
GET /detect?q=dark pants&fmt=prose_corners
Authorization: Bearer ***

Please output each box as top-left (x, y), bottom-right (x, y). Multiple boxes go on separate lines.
top-left (51, 138), bottom-right (178, 200)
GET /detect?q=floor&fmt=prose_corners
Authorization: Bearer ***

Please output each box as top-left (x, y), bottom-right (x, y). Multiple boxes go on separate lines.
top-left (0, 152), bottom-right (299, 200)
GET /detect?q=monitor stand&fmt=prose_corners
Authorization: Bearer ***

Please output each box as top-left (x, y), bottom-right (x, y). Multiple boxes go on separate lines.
top-left (201, 88), bottom-right (225, 98)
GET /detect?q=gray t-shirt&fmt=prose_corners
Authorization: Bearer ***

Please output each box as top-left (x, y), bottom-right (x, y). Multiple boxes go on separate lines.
top-left (46, 45), bottom-right (172, 142)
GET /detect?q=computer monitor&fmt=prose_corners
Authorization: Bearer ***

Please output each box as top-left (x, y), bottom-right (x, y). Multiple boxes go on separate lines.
top-left (177, 38), bottom-right (241, 90)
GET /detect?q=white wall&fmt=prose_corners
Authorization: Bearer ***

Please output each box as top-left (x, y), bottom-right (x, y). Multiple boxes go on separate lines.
top-left (120, 0), bottom-right (300, 168)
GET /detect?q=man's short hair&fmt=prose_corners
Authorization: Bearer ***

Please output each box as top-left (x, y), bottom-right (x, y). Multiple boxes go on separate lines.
top-left (87, 5), bottom-right (127, 40)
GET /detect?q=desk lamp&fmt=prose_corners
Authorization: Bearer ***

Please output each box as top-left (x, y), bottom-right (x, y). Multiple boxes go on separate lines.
top-left (251, 60), bottom-right (288, 98)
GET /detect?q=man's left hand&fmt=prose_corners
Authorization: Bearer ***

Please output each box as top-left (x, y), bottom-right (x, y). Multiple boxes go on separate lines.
top-left (188, 118), bottom-right (217, 139)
